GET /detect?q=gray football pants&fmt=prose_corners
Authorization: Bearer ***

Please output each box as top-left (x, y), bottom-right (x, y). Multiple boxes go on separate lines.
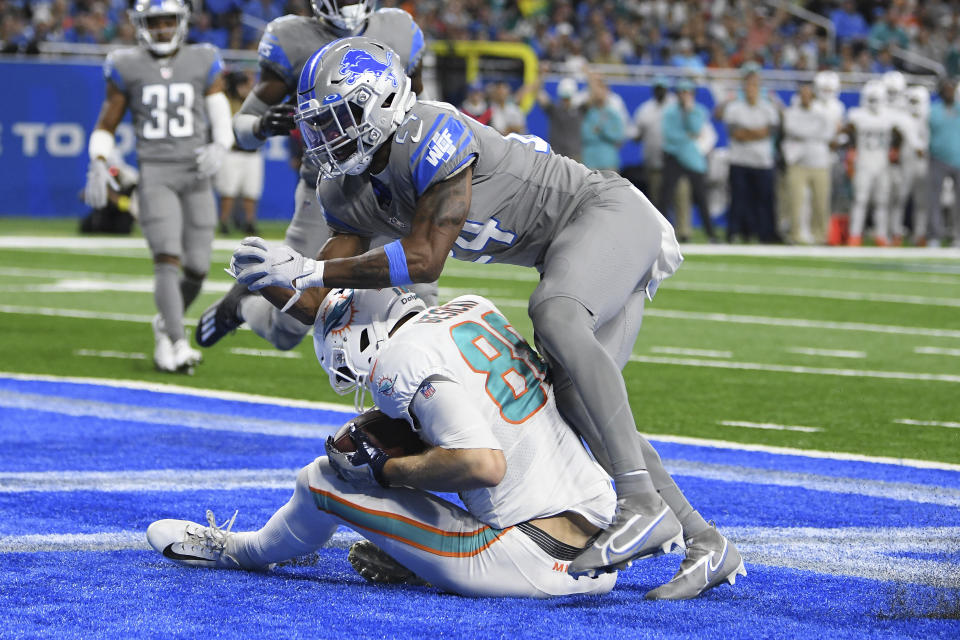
top-left (244, 178), bottom-right (439, 350)
top-left (139, 162), bottom-right (216, 340)
top-left (529, 184), bottom-right (696, 517)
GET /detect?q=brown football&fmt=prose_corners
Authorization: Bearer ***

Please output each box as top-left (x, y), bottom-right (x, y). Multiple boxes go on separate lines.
top-left (331, 409), bottom-right (428, 458)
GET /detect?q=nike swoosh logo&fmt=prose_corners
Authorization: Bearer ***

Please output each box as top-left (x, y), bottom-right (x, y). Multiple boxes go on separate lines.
top-left (705, 540), bottom-right (729, 582)
top-left (162, 543), bottom-right (208, 563)
top-left (607, 508), bottom-right (668, 558)
top-left (273, 256), bottom-right (295, 267)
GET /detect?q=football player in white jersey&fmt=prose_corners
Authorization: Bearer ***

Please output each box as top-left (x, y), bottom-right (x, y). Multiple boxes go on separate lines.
top-left (891, 86), bottom-right (930, 245)
top-left (83, 0), bottom-right (233, 372)
top-left (843, 80), bottom-right (901, 246)
top-left (813, 71), bottom-right (845, 137)
top-left (145, 287), bottom-right (745, 599)
top-left (881, 71), bottom-right (913, 244)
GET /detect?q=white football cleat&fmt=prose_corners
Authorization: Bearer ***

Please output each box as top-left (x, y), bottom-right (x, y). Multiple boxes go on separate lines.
top-left (147, 510), bottom-right (245, 570)
top-left (172, 338), bottom-right (202, 373)
top-left (152, 315), bottom-right (177, 373)
top-left (644, 524), bottom-right (746, 600)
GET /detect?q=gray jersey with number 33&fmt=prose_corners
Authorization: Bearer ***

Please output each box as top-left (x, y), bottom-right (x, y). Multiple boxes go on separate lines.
top-left (105, 44), bottom-right (224, 162)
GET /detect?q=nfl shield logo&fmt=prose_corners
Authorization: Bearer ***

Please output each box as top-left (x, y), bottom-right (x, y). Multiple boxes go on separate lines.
top-left (160, 67), bottom-right (172, 79)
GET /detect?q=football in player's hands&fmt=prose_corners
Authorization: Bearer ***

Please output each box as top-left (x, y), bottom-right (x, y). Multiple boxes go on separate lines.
top-left (330, 409), bottom-right (427, 458)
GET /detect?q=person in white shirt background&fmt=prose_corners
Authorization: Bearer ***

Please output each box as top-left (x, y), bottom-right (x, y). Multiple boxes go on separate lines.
top-left (783, 80), bottom-right (834, 244)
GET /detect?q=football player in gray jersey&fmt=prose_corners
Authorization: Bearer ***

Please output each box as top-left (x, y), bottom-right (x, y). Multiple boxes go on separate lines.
top-left (228, 38), bottom-right (745, 600)
top-left (196, 0), bottom-right (437, 353)
top-left (83, 0), bottom-right (234, 373)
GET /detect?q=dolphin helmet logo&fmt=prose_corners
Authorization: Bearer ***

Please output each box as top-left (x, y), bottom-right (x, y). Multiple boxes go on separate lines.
top-left (339, 48), bottom-right (398, 88)
top-left (322, 290), bottom-right (355, 339)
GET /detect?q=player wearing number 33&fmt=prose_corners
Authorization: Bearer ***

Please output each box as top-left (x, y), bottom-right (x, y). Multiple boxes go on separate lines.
top-left (232, 37), bottom-right (745, 596)
top-left (83, 0), bottom-right (234, 374)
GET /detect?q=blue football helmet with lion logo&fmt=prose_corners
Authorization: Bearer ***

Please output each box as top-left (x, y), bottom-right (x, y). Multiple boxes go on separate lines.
top-left (314, 287), bottom-right (426, 410)
top-left (295, 37), bottom-right (415, 179)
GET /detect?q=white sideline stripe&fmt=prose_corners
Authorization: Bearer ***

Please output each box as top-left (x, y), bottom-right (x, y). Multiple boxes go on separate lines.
top-left (642, 432), bottom-right (960, 472)
top-left (4, 302), bottom-right (960, 342)
top-left (8, 235), bottom-right (960, 258)
top-left (0, 279), bottom-right (234, 295)
top-left (0, 468), bottom-right (298, 493)
top-left (0, 372), bottom-right (354, 412)
top-left (679, 262), bottom-right (960, 285)
top-left (4, 372), bottom-right (958, 471)
top-left (914, 346), bottom-right (960, 357)
top-left (718, 420), bottom-right (822, 433)
top-left (650, 346), bottom-right (733, 358)
top-left (229, 347), bottom-right (302, 359)
top-left (629, 354), bottom-right (960, 384)
top-left (0, 390), bottom-right (338, 440)
top-left (787, 347), bottom-right (867, 359)
top-left (726, 526), bottom-right (960, 589)
top-left (896, 419), bottom-right (960, 430)
top-left (74, 349), bottom-right (147, 360)
top-left (644, 308), bottom-right (960, 339)
top-left (669, 281), bottom-right (960, 308)
top-left (0, 529), bottom-right (362, 553)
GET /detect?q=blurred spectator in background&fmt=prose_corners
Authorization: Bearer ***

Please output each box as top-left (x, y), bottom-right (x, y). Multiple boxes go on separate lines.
top-left (632, 76), bottom-right (676, 210)
top-left (488, 81), bottom-right (526, 135)
top-left (868, 8), bottom-right (910, 52)
top-left (660, 78), bottom-right (717, 243)
top-left (536, 76), bottom-right (583, 161)
top-left (831, 0), bottom-right (870, 42)
top-left (718, 65), bottom-right (781, 243)
top-left (216, 70), bottom-right (263, 236)
top-left (580, 74), bottom-right (624, 171)
top-left (927, 77), bottom-right (960, 248)
top-left (783, 80), bottom-right (833, 244)
top-left (461, 79), bottom-right (493, 126)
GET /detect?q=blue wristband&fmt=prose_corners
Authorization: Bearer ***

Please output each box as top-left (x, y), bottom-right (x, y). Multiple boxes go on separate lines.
top-left (383, 240), bottom-right (412, 286)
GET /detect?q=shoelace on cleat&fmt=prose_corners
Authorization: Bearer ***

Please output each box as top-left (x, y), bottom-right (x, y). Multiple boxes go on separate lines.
top-left (186, 510), bottom-right (237, 557)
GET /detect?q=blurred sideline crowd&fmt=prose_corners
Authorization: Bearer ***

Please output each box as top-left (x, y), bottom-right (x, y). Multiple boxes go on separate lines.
top-left (4, 0), bottom-right (960, 246)
top-left (3, 1), bottom-right (960, 74)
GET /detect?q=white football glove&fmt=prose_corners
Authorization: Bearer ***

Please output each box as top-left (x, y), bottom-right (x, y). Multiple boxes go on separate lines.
top-left (228, 237), bottom-right (324, 312)
top-left (83, 159), bottom-right (119, 209)
top-left (195, 142), bottom-right (227, 178)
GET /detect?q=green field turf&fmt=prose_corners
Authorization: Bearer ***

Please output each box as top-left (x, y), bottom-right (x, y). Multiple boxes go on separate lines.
top-left (2, 218), bottom-right (959, 464)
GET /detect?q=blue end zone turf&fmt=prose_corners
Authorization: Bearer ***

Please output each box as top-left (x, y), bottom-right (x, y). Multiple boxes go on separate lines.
top-left (2, 376), bottom-right (959, 638)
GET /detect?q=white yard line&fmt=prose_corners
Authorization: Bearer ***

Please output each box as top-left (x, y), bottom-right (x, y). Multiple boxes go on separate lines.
top-left (74, 349), bottom-right (147, 360)
top-left (641, 432), bottom-right (960, 472)
top-left (229, 347), bottom-right (302, 359)
top-left (718, 420), bottom-right (822, 433)
top-left (896, 419), bottom-right (960, 430)
top-left (0, 278), bottom-right (233, 294)
top-left (914, 346), bottom-right (960, 357)
top-left (0, 371), bottom-right (351, 412)
top-left (679, 261), bottom-right (960, 285)
top-left (787, 347), bottom-right (867, 359)
top-left (0, 468), bottom-right (298, 493)
top-left (643, 308), bottom-right (960, 339)
top-left (668, 281), bottom-right (960, 308)
top-left (4, 301), bottom-right (959, 341)
top-left (629, 354), bottom-right (960, 383)
top-left (650, 346), bottom-right (733, 358)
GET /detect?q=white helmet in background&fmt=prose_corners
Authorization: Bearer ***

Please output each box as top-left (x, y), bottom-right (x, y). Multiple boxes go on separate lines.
top-left (862, 80), bottom-right (885, 113)
top-left (882, 70), bottom-right (907, 106)
top-left (130, 0), bottom-right (190, 56)
top-left (906, 85), bottom-right (930, 119)
top-left (311, 0), bottom-right (376, 34)
top-left (814, 70), bottom-right (840, 101)
top-left (314, 287), bottom-right (426, 409)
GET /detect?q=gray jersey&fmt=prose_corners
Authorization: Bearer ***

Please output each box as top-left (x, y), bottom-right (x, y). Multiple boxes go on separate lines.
top-left (319, 100), bottom-right (632, 268)
top-left (257, 9), bottom-right (425, 184)
top-left (105, 44), bottom-right (223, 163)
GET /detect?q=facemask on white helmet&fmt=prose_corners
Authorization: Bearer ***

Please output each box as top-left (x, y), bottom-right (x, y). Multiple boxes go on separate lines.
top-left (314, 287), bottom-right (426, 411)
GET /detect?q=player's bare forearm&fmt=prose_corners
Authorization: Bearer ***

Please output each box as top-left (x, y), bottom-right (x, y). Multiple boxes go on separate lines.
top-left (251, 67), bottom-right (290, 105)
top-left (94, 84), bottom-right (128, 134)
top-left (383, 446), bottom-right (505, 491)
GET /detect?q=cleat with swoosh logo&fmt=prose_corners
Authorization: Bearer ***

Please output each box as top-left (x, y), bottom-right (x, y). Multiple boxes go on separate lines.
top-left (146, 510), bottom-right (261, 571)
top-left (644, 524), bottom-right (746, 600)
top-left (567, 498), bottom-right (684, 578)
